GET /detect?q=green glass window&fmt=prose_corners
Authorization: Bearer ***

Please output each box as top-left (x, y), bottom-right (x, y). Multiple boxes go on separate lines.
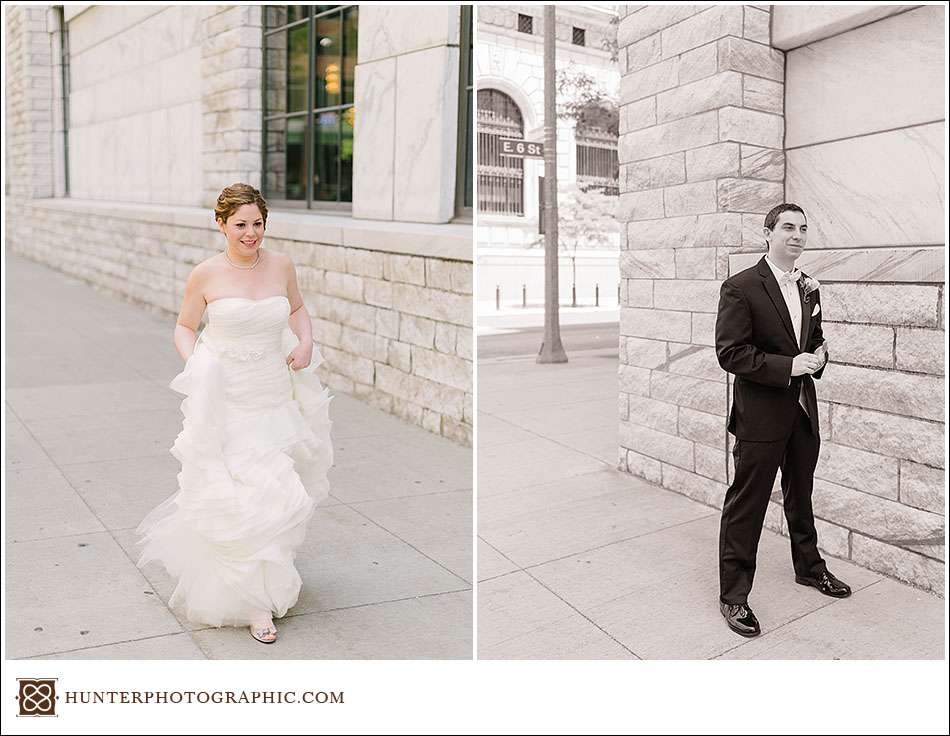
top-left (263, 6), bottom-right (357, 208)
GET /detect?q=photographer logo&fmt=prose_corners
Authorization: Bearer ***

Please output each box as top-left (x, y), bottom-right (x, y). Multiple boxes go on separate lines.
top-left (17, 678), bottom-right (57, 717)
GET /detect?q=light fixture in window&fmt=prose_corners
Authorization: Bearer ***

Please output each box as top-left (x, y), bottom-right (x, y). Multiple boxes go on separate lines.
top-left (325, 63), bottom-right (340, 95)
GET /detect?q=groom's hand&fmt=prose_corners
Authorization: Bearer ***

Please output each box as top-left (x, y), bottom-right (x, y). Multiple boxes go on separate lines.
top-left (791, 352), bottom-right (823, 376)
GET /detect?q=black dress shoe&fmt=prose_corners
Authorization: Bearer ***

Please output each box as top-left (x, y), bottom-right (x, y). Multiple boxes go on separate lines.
top-left (795, 569), bottom-right (852, 598)
top-left (720, 601), bottom-right (760, 637)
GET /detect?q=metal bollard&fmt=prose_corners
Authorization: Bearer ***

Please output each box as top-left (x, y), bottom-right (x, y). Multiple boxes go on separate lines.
top-left (496, 284), bottom-right (500, 311)
top-left (522, 283), bottom-right (527, 308)
top-left (595, 283), bottom-right (600, 307)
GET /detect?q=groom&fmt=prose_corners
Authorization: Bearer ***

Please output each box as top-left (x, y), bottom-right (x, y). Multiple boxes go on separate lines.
top-left (714, 203), bottom-right (851, 638)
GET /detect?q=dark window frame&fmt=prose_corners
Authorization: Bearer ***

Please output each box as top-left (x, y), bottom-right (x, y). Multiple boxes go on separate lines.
top-left (262, 5), bottom-right (357, 213)
top-left (572, 26), bottom-right (586, 46)
top-left (454, 6), bottom-right (473, 219)
top-left (60, 6), bottom-right (71, 196)
top-left (517, 13), bottom-right (533, 35)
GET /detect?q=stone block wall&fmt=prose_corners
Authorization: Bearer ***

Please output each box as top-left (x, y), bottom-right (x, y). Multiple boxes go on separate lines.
top-left (772, 5), bottom-right (944, 592)
top-left (617, 5), bottom-right (945, 594)
top-left (9, 199), bottom-right (473, 446)
top-left (201, 4), bottom-right (264, 207)
top-left (4, 5), bottom-right (473, 446)
top-left (617, 4), bottom-right (783, 501)
top-left (4, 5), bottom-right (55, 201)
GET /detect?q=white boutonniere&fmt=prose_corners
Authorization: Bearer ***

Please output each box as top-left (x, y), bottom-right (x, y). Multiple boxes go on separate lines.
top-left (801, 275), bottom-right (820, 301)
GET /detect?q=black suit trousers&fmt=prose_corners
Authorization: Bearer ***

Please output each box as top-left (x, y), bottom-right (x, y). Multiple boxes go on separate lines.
top-left (719, 405), bottom-right (827, 605)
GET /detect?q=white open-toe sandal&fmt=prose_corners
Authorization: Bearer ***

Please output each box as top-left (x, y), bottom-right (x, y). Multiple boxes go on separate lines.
top-left (249, 620), bottom-right (278, 644)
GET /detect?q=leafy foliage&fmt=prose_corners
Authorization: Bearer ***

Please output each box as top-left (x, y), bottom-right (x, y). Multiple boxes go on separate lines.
top-left (556, 65), bottom-right (619, 136)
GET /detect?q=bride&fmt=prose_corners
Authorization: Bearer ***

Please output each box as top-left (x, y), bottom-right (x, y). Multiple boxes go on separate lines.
top-left (137, 182), bottom-right (333, 644)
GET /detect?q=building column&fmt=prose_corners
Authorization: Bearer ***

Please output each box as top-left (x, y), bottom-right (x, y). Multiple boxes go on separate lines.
top-left (4, 4), bottom-right (56, 201)
top-left (200, 5), bottom-right (263, 208)
top-left (352, 6), bottom-right (461, 223)
top-left (617, 5), bottom-right (785, 508)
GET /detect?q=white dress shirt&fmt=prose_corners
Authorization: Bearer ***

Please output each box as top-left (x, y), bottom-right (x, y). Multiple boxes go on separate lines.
top-left (764, 255), bottom-right (808, 414)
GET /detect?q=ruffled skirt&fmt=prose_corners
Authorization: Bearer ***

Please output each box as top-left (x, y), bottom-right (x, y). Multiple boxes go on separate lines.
top-left (136, 328), bottom-right (332, 627)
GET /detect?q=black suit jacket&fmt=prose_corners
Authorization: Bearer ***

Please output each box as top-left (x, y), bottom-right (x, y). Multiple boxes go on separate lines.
top-left (715, 256), bottom-right (826, 441)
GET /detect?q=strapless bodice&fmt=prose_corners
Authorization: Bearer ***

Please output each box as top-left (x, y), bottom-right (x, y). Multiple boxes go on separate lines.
top-left (201, 296), bottom-right (291, 360)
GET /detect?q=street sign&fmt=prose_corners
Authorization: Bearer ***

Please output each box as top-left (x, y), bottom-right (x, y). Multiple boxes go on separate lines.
top-left (499, 138), bottom-right (544, 159)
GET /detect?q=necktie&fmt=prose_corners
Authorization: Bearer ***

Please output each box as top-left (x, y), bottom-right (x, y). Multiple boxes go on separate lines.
top-left (778, 269), bottom-right (802, 286)
top-left (777, 268), bottom-right (809, 416)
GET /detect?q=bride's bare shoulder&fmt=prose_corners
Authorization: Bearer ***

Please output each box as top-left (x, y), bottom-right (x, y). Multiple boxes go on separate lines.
top-left (190, 253), bottom-right (226, 279)
top-left (266, 250), bottom-right (297, 278)
top-left (269, 249), bottom-right (294, 267)
top-left (181, 254), bottom-right (225, 298)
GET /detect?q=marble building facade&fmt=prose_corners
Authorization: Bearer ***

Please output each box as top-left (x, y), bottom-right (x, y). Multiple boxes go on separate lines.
top-left (616, 5), bottom-right (945, 593)
top-left (4, 4), bottom-right (473, 446)
top-left (475, 4), bottom-right (620, 310)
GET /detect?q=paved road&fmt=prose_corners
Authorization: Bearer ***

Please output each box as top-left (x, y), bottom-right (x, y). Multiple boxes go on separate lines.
top-left (478, 322), bottom-right (619, 359)
top-left (5, 252), bottom-right (472, 660)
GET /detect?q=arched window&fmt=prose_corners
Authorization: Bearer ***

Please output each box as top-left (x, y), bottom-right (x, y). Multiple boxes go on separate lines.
top-left (477, 89), bottom-right (524, 216)
top-left (575, 121), bottom-right (619, 197)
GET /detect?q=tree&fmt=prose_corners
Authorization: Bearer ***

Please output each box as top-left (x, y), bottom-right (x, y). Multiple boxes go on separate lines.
top-left (556, 66), bottom-right (619, 136)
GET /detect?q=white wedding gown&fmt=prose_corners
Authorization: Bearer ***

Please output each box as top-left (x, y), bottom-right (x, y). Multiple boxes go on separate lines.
top-left (136, 296), bottom-right (333, 627)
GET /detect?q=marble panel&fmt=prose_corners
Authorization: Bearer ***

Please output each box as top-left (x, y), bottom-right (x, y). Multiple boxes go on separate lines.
top-left (166, 101), bottom-right (202, 206)
top-left (774, 5), bottom-right (923, 51)
top-left (158, 47), bottom-right (202, 111)
top-left (728, 247), bottom-right (943, 283)
top-left (353, 58), bottom-right (396, 220)
top-left (358, 5), bottom-right (457, 64)
top-left (785, 6), bottom-right (944, 147)
top-left (786, 123), bottom-right (945, 248)
top-left (67, 5), bottom-right (166, 58)
top-left (393, 46), bottom-right (458, 223)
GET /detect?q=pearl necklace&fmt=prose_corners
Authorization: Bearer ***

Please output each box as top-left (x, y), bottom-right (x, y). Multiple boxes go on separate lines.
top-left (225, 248), bottom-right (262, 270)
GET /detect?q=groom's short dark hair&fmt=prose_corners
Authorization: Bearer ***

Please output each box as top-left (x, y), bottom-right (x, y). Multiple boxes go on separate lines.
top-left (764, 203), bottom-right (806, 231)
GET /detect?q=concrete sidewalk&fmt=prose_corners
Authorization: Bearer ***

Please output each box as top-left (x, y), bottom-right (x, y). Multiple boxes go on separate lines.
top-left (477, 349), bottom-right (944, 659)
top-left (5, 253), bottom-right (472, 660)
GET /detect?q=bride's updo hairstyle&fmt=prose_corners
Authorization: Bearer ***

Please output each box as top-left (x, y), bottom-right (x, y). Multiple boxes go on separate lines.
top-left (214, 182), bottom-right (269, 227)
